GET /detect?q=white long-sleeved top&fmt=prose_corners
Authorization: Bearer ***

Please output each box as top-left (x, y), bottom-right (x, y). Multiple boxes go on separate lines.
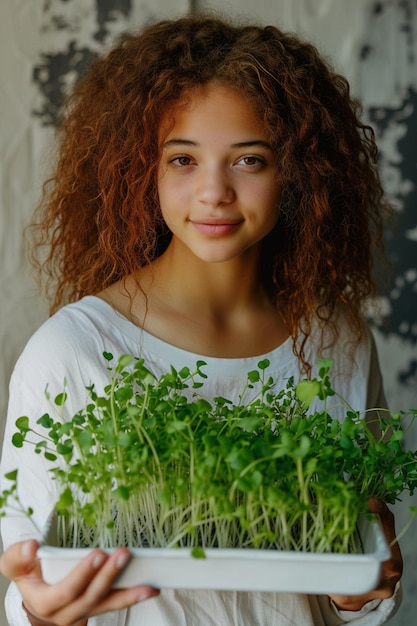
top-left (1, 296), bottom-right (400, 625)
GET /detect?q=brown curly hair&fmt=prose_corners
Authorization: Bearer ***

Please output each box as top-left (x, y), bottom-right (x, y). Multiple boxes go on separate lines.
top-left (29, 14), bottom-right (391, 362)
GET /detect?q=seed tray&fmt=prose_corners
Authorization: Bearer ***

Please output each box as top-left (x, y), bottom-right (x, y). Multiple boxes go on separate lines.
top-left (37, 516), bottom-right (390, 594)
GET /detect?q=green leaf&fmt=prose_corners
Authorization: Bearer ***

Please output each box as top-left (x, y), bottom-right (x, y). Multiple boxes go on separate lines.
top-left (258, 359), bottom-right (270, 370)
top-left (341, 418), bottom-right (357, 437)
top-left (56, 443), bottom-right (73, 455)
top-left (112, 486), bottom-right (130, 501)
top-left (116, 354), bottom-right (134, 372)
top-left (44, 452), bottom-right (58, 461)
top-left (167, 420), bottom-right (188, 433)
top-left (247, 370), bottom-right (260, 383)
top-left (142, 371), bottom-right (156, 386)
top-left (73, 430), bottom-right (93, 452)
top-left (295, 380), bottom-right (320, 408)
top-left (4, 470), bottom-right (18, 481)
top-left (305, 457), bottom-right (317, 474)
top-left (54, 392), bottom-right (68, 407)
top-left (37, 414), bottom-right (54, 428)
top-left (11, 433), bottom-right (25, 448)
top-left (115, 386), bottom-right (133, 401)
top-left (191, 547), bottom-right (206, 559)
top-left (179, 366), bottom-right (190, 379)
top-left (56, 487), bottom-right (73, 510)
top-left (237, 416), bottom-right (261, 432)
top-left (245, 470), bottom-right (263, 489)
top-left (203, 453), bottom-right (217, 467)
top-left (390, 430), bottom-right (404, 442)
top-left (15, 416), bottom-right (29, 432)
top-left (340, 435), bottom-right (353, 449)
top-left (118, 432), bottom-right (134, 448)
top-left (293, 435), bottom-right (311, 458)
top-left (317, 358), bottom-right (333, 374)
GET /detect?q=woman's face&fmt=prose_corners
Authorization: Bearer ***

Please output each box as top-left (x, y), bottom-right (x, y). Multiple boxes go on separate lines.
top-left (157, 83), bottom-right (281, 265)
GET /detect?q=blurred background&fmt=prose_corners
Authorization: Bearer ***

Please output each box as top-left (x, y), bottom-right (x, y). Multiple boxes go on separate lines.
top-left (1, 1), bottom-right (416, 623)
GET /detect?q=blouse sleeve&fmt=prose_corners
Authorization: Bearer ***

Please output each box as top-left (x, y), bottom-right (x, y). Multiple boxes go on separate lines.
top-left (316, 583), bottom-right (402, 625)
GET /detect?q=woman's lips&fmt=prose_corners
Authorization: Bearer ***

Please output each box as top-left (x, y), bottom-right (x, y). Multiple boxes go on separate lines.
top-left (190, 219), bottom-right (242, 237)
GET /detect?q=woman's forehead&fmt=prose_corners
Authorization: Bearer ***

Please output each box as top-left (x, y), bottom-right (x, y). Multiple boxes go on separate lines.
top-left (158, 83), bottom-right (267, 145)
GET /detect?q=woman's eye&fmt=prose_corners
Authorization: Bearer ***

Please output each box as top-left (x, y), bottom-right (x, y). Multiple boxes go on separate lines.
top-left (237, 155), bottom-right (265, 167)
top-left (171, 156), bottom-right (193, 167)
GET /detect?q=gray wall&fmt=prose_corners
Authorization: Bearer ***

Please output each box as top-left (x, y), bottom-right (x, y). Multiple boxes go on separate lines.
top-left (1, 1), bottom-right (416, 624)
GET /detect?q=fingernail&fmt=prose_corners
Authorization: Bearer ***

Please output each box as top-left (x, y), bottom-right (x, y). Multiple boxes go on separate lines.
top-left (21, 541), bottom-right (34, 560)
top-left (116, 551), bottom-right (130, 569)
top-left (136, 588), bottom-right (158, 602)
top-left (92, 553), bottom-right (106, 569)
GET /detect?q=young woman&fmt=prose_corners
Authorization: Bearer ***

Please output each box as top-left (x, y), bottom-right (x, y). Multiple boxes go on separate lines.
top-left (0, 15), bottom-right (402, 626)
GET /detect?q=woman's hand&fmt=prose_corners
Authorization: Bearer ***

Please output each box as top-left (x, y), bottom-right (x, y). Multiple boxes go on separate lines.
top-left (0, 539), bottom-right (160, 626)
top-left (329, 498), bottom-right (403, 612)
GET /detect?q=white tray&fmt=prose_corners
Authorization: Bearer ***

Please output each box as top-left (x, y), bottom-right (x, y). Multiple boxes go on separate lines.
top-left (37, 516), bottom-right (390, 594)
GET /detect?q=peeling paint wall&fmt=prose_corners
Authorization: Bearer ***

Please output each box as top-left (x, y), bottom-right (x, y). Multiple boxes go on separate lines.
top-left (1, 1), bottom-right (416, 624)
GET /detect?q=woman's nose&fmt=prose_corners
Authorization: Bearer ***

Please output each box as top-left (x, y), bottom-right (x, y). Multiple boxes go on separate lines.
top-left (197, 166), bottom-right (235, 207)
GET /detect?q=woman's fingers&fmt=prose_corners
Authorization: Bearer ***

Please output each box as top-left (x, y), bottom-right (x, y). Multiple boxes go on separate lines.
top-left (47, 548), bottom-right (159, 620)
top-left (0, 539), bottom-right (40, 580)
top-left (1, 541), bottom-right (159, 626)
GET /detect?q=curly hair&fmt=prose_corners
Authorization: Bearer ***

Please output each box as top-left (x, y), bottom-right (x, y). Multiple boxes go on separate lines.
top-left (29, 14), bottom-right (391, 363)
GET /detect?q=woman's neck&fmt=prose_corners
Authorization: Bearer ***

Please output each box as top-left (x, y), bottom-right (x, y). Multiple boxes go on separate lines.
top-left (150, 243), bottom-right (267, 318)
top-left (98, 244), bottom-right (289, 358)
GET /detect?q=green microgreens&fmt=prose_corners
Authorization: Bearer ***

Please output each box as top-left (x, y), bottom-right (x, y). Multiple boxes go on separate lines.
top-left (1, 355), bottom-right (417, 554)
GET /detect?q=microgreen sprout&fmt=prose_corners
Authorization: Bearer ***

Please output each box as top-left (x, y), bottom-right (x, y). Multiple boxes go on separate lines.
top-left (1, 354), bottom-right (417, 555)
top-left (0, 470), bottom-right (41, 534)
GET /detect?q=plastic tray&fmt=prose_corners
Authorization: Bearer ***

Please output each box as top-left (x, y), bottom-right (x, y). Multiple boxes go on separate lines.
top-left (37, 516), bottom-right (390, 594)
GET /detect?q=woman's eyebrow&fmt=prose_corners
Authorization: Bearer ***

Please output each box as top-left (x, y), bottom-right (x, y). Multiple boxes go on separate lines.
top-left (163, 138), bottom-right (198, 147)
top-left (162, 138), bottom-right (273, 150)
top-left (231, 140), bottom-right (273, 150)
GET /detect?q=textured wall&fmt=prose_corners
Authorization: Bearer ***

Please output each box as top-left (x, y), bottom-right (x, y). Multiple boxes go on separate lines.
top-left (1, 1), bottom-right (416, 624)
